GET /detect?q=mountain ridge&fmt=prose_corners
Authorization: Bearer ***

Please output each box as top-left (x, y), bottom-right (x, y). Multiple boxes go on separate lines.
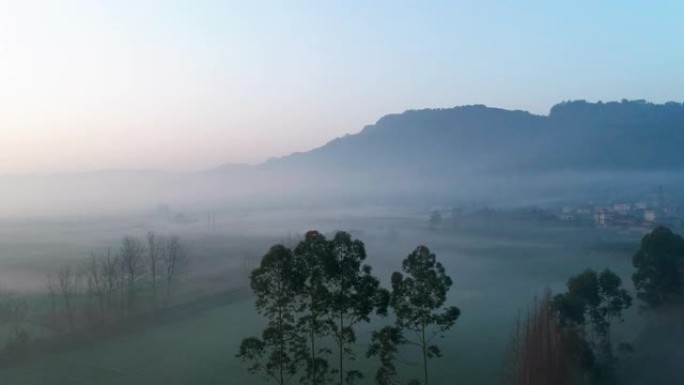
top-left (4, 99), bottom-right (682, 180)
top-left (3, 99), bottom-right (684, 217)
top-left (256, 99), bottom-right (684, 175)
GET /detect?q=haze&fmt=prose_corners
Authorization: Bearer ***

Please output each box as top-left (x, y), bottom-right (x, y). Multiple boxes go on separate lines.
top-left (2, 0), bottom-right (683, 175)
top-left (1, 2), bottom-right (684, 385)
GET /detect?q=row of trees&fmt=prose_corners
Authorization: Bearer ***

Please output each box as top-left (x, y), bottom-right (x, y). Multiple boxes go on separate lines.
top-left (46, 232), bottom-right (188, 333)
top-left (238, 231), bottom-right (460, 385)
top-left (0, 232), bottom-right (188, 354)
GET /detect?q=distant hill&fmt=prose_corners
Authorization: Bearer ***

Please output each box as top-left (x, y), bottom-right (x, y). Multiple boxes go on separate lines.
top-left (259, 100), bottom-right (684, 176)
top-left (4, 99), bottom-right (684, 217)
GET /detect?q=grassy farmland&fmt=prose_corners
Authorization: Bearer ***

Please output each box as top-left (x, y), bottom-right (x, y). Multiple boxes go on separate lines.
top-left (0, 209), bottom-right (645, 385)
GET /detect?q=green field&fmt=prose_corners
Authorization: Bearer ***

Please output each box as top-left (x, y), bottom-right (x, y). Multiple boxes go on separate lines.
top-left (0, 299), bottom-right (259, 385)
top-left (0, 212), bottom-right (645, 385)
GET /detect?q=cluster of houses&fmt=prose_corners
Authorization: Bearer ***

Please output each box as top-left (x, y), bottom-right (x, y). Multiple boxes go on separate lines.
top-left (431, 188), bottom-right (683, 233)
top-left (557, 201), bottom-right (683, 231)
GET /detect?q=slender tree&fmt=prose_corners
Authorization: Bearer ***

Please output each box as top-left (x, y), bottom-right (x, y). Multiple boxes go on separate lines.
top-left (46, 273), bottom-right (60, 332)
top-left (84, 248), bottom-right (125, 324)
top-left (325, 231), bottom-right (387, 385)
top-left (552, 268), bottom-right (632, 385)
top-left (293, 230), bottom-right (332, 385)
top-left (238, 245), bottom-right (302, 385)
top-left (367, 326), bottom-right (405, 385)
top-left (161, 235), bottom-right (187, 306)
top-left (146, 231), bottom-right (162, 309)
top-left (85, 252), bottom-right (106, 325)
top-left (101, 248), bottom-right (124, 319)
top-left (119, 236), bottom-right (145, 313)
top-left (52, 264), bottom-right (81, 331)
top-left (388, 245), bottom-right (460, 385)
top-left (504, 291), bottom-right (580, 385)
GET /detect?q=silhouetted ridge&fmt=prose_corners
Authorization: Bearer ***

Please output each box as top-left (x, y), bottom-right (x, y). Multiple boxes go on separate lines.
top-left (260, 100), bottom-right (684, 175)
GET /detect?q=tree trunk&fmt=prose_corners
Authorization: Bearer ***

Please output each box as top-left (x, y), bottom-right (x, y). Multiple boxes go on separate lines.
top-left (311, 321), bottom-right (316, 385)
top-left (279, 305), bottom-right (284, 385)
top-left (422, 322), bottom-right (428, 385)
top-left (339, 312), bottom-right (344, 385)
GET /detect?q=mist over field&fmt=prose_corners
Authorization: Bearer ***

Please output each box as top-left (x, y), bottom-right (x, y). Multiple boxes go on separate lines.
top-left (2, 1), bottom-right (684, 384)
top-left (1, 100), bottom-right (684, 384)
top-left (4, 101), bottom-right (684, 219)
top-left (0, 203), bottom-right (644, 384)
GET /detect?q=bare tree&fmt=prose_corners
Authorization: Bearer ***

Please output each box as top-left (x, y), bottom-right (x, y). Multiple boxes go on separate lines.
top-left (48, 264), bottom-right (81, 332)
top-left (146, 231), bottom-right (162, 309)
top-left (105, 249), bottom-right (125, 319)
top-left (120, 236), bottom-right (146, 314)
top-left (85, 252), bottom-right (106, 325)
top-left (46, 274), bottom-right (60, 332)
top-left (161, 235), bottom-right (187, 306)
top-left (503, 291), bottom-right (580, 385)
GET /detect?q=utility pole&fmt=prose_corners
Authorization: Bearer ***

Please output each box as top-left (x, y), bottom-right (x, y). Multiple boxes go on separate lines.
top-left (658, 185), bottom-right (665, 211)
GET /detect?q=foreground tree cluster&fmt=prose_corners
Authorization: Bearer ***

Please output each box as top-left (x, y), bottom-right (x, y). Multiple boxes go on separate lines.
top-left (239, 231), bottom-right (460, 385)
top-left (242, 225), bottom-right (684, 385)
top-left (505, 225), bottom-right (684, 385)
top-left (506, 269), bottom-right (632, 385)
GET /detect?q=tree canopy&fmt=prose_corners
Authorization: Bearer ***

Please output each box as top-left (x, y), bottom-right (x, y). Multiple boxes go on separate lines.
top-left (632, 226), bottom-right (684, 308)
top-left (385, 245), bottom-right (461, 385)
top-left (241, 230), bottom-right (391, 385)
top-left (238, 244), bottom-right (301, 385)
top-left (552, 268), bottom-right (632, 385)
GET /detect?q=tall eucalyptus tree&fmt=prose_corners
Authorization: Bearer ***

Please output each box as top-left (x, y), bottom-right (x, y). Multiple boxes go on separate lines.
top-left (325, 231), bottom-right (388, 385)
top-left (238, 244), bottom-right (302, 385)
top-left (387, 245), bottom-right (461, 385)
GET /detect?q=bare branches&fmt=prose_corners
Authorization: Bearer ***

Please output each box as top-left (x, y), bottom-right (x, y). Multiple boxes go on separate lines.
top-left (146, 231), bottom-right (162, 308)
top-left (503, 291), bottom-right (578, 385)
top-left (56, 264), bottom-right (81, 331)
top-left (84, 249), bottom-right (124, 324)
top-left (162, 235), bottom-right (187, 306)
top-left (120, 236), bottom-right (145, 314)
top-left (40, 233), bottom-right (188, 337)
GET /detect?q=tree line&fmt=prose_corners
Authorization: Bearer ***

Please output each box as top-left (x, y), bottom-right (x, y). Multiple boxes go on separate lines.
top-left (242, 225), bottom-right (684, 385)
top-left (0, 231), bottom-right (188, 355)
top-left (505, 269), bottom-right (631, 385)
top-left (238, 230), bottom-right (460, 385)
top-left (505, 225), bottom-right (684, 385)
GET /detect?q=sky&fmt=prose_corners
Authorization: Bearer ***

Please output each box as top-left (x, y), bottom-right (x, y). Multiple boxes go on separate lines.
top-left (1, 1), bottom-right (683, 175)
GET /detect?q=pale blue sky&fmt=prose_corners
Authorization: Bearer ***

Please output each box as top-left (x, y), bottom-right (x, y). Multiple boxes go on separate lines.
top-left (1, 1), bottom-right (682, 174)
